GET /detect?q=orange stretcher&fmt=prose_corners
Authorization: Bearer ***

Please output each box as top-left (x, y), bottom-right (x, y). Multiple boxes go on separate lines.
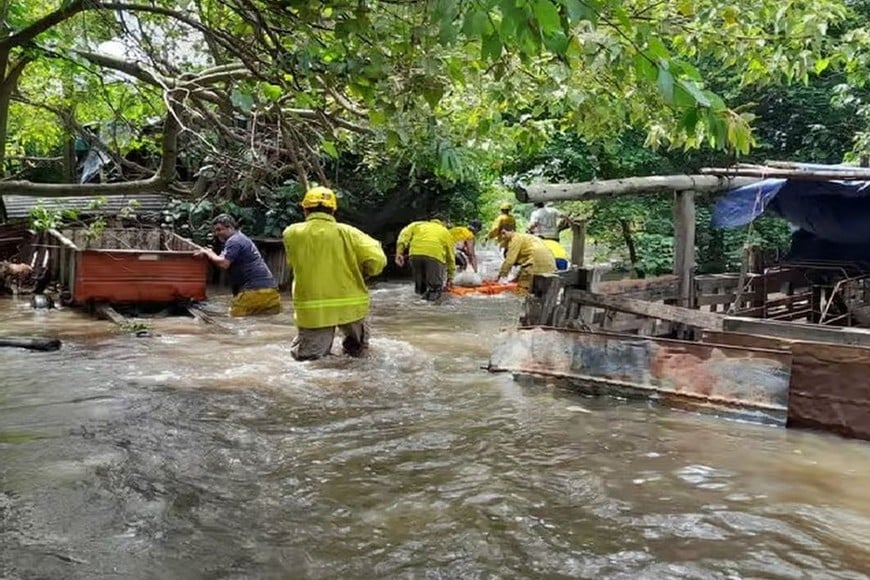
top-left (448, 281), bottom-right (519, 296)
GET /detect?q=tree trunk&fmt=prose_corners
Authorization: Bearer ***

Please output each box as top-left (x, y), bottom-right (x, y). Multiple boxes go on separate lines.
top-left (619, 219), bottom-right (639, 273)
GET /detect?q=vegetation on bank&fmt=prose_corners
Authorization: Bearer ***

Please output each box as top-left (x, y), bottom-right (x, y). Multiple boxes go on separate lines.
top-left (5, 1), bottom-right (870, 272)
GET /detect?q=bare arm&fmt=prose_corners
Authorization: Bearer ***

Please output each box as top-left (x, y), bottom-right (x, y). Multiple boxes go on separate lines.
top-left (195, 247), bottom-right (231, 270)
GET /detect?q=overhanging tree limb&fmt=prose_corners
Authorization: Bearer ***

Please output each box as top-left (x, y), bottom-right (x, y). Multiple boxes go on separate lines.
top-left (0, 0), bottom-right (87, 50)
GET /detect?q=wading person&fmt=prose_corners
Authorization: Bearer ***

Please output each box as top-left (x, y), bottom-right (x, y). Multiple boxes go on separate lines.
top-left (283, 186), bottom-right (387, 361)
top-left (196, 214), bottom-right (281, 316)
top-left (395, 218), bottom-right (455, 301)
top-left (450, 219), bottom-right (481, 273)
top-left (486, 202), bottom-right (517, 247)
top-left (492, 224), bottom-right (556, 295)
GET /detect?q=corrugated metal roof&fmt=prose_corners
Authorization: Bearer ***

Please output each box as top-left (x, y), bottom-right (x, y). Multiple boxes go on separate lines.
top-left (2, 194), bottom-right (169, 219)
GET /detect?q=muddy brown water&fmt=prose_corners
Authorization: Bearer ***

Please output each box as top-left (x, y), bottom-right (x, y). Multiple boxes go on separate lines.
top-left (2, 282), bottom-right (870, 578)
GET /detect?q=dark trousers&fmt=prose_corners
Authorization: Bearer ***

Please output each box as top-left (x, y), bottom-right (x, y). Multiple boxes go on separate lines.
top-left (410, 255), bottom-right (445, 301)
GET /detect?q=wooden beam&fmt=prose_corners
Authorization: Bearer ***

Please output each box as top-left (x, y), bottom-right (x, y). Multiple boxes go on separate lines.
top-left (673, 191), bottom-right (695, 308)
top-left (722, 316), bottom-right (870, 346)
top-left (699, 166), bottom-right (870, 181)
top-left (570, 220), bottom-right (586, 266)
top-left (565, 289), bottom-right (725, 330)
top-left (514, 175), bottom-right (756, 202)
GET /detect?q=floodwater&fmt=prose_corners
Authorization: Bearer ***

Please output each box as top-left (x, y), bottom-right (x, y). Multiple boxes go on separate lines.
top-left (3, 273), bottom-right (870, 578)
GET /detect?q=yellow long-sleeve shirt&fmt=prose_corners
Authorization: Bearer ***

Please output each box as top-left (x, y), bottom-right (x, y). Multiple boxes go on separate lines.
top-left (283, 212), bottom-right (386, 329)
top-left (397, 220), bottom-right (456, 279)
top-left (486, 213), bottom-right (517, 240)
top-left (498, 233), bottom-right (557, 279)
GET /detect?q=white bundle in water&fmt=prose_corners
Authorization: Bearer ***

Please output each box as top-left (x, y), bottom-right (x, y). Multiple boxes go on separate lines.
top-left (453, 271), bottom-right (483, 287)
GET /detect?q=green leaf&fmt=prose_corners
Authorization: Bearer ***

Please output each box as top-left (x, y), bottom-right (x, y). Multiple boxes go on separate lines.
top-left (814, 58), bottom-right (830, 74)
top-left (321, 141), bottom-right (338, 159)
top-left (230, 89), bottom-right (254, 113)
top-left (646, 37), bottom-right (670, 61)
top-left (533, 0), bottom-right (562, 33)
top-left (561, 0), bottom-right (591, 23)
top-left (543, 30), bottom-right (569, 54)
top-left (368, 109), bottom-right (387, 126)
top-left (681, 107), bottom-right (700, 132)
top-left (656, 67), bottom-right (674, 103)
top-left (422, 82), bottom-right (445, 108)
top-left (675, 78), bottom-right (711, 107)
top-left (462, 9), bottom-right (490, 37)
top-left (261, 83), bottom-right (282, 102)
top-left (673, 83), bottom-right (694, 108)
top-left (633, 54), bottom-right (658, 82)
top-left (481, 32), bottom-right (503, 61)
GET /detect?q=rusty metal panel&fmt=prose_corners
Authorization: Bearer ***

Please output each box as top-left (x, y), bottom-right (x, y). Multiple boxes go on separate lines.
top-left (490, 327), bottom-right (791, 424)
top-left (73, 250), bottom-right (207, 304)
top-left (788, 342), bottom-right (870, 441)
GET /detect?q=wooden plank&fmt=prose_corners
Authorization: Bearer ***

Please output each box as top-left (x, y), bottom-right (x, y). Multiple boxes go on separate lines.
top-left (514, 175), bottom-right (757, 202)
top-left (570, 221), bottom-right (586, 266)
top-left (539, 275), bottom-right (563, 326)
top-left (700, 166), bottom-right (870, 181)
top-left (565, 288), bottom-right (725, 330)
top-left (95, 303), bottom-right (126, 326)
top-left (723, 316), bottom-right (870, 346)
top-left (700, 330), bottom-right (790, 351)
top-left (673, 190), bottom-right (695, 308)
top-left (597, 275), bottom-right (678, 300)
top-left (788, 342), bottom-right (870, 441)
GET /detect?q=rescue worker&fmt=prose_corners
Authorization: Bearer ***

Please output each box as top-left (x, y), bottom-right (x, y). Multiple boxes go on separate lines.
top-left (486, 202), bottom-right (517, 247)
top-left (395, 218), bottom-right (455, 301)
top-left (492, 224), bottom-right (556, 295)
top-left (449, 219), bottom-right (482, 273)
top-left (541, 239), bottom-right (570, 271)
top-left (196, 214), bottom-right (282, 317)
top-left (283, 186), bottom-right (386, 361)
top-left (528, 202), bottom-right (562, 241)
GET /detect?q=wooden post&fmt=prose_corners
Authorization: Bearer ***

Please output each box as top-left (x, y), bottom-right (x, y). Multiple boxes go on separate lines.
top-left (673, 191), bottom-right (696, 309)
top-left (570, 220), bottom-right (586, 267)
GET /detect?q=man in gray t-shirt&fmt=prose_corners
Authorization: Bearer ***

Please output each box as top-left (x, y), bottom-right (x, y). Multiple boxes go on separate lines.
top-left (528, 202), bottom-right (562, 241)
top-left (196, 214), bottom-right (282, 316)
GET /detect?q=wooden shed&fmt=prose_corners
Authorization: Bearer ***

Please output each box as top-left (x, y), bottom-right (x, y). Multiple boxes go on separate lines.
top-left (40, 228), bottom-right (206, 305)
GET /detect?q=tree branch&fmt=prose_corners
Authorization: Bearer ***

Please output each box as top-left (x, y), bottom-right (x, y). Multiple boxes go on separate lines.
top-left (73, 49), bottom-right (172, 87)
top-left (0, 0), bottom-right (87, 50)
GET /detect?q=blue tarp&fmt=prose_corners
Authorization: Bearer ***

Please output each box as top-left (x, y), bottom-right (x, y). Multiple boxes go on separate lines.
top-left (712, 176), bottom-right (870, 245)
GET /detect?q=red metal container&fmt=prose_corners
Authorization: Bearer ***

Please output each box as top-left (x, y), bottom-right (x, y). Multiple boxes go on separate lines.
top-left (49, 228), bottom-right (207, 305)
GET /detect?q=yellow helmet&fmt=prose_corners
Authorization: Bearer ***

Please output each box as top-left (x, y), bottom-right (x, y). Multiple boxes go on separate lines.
top-left (301, 186), bottom-right (338, 211)
top-left (499, 202), bottom-right (513, 211)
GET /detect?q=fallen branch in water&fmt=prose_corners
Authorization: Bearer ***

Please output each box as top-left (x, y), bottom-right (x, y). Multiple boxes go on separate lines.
top-left (0, 336), bottom-right (62, 351)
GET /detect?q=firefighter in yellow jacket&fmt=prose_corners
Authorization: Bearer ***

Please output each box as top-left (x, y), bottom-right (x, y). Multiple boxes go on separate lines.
top-left (395, 219), bottom-right (455, 301)
top-left (486, 202), bottom-right (517, 248)
top-left (493, 224), bottom-right (556, 295)
top-left (283, 187), bottom-right (387, 361)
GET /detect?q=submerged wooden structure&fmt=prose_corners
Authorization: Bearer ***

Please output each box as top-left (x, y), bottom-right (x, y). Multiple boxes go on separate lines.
top-left (492, 168), bottom-right (870, 441)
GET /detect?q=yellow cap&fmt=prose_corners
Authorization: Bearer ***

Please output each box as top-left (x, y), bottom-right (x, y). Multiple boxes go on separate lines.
top-left (500, 202), bottom-right (513, 211)
top-left (301, 186), bottom-right (338, 211)
top-left (430, 219), bottom-right (445, 226)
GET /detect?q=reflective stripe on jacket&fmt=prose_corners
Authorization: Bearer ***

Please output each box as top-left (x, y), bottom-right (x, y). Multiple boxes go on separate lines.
top-left (283, 212), bottom-right (386, 329)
